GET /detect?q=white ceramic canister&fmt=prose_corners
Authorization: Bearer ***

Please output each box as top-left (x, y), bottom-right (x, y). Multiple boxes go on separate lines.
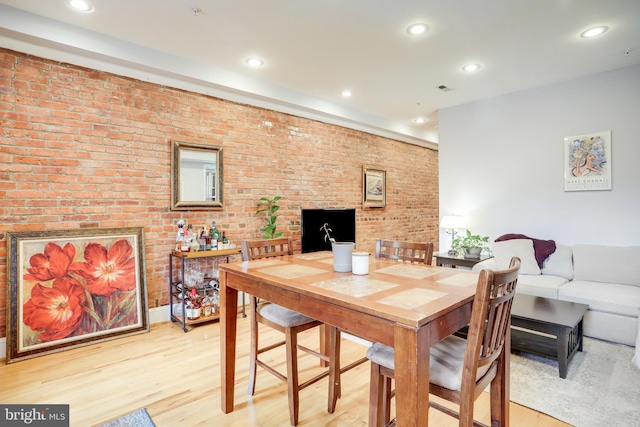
top-left (352, 252), bottom-right (370, 275)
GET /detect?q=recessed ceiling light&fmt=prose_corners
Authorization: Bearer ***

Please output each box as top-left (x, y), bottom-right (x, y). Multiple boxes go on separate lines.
top-left (406, 23), bottom-right (429, 36)
top-left (245, 58), bottom-right (264, 67)
top-left (342, 90), bottom-right (352, 97)
top-left (414, 118), bottom-right (426, 124)
top-left (67, 0), bottom-right (94, 12)
top-left (580, 26), bottom-right (609, 38)
top-left (462, 63), bottom-right (481, 72)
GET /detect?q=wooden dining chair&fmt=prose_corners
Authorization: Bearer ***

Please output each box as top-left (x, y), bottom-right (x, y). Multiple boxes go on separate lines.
top-left (241, 237), bottom-right (341, 426)
top-left (375, 239), bottom-right (434, 265)
top-left (366, 256), bottom-right (521, 427)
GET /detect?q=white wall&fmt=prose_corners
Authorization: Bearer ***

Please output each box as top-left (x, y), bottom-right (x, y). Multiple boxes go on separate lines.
top-left (438, 64), bottom-right (640, 249)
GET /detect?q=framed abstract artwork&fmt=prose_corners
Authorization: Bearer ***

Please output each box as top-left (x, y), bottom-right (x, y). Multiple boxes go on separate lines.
top-left (6, 227), bottom-right (149, 363)
top-left (563, 130), bottom-right (612, 191)
top-left (362, 165), bottom-right (386, 209)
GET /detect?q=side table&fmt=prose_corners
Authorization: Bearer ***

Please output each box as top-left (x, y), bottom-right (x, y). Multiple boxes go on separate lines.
top-left (434, 251), bottom-right (492, 269)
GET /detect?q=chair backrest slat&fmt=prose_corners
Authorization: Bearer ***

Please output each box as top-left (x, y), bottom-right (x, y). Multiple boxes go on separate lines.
top-left (242, 237), bottom-right (293, 261)
top-left (464, 257), bottom-right (521, 372)
top-left (375, 240), bottom-right (434, 265)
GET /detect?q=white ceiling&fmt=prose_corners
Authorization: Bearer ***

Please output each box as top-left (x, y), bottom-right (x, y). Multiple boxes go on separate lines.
top-left (1, 0), bottom-right (639, 147)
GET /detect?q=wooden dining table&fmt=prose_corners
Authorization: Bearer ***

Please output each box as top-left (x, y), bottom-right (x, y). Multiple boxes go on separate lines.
top-left (219, 251), bottom-right (510, 426)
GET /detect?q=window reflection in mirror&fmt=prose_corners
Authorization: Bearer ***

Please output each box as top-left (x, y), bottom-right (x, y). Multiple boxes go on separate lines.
top-left (171, 141), bottom-right (223, 210)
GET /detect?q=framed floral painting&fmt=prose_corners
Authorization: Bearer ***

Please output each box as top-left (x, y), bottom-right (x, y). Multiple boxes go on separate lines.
top-left (6, 227), bottom-right (149, 363)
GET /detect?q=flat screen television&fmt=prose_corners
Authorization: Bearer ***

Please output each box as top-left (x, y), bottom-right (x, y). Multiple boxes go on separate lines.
top-left (301, 208), bottom-right (356, 253)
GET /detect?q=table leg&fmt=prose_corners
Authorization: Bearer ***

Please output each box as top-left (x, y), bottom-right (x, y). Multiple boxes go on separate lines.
top-left (393, 324), bottom-right (430, 426)
top-left (328, 326), bottom-right (341, 413)
top-left (320, 324), bottom-right (330, 368)
top-left (557, 327), bottom-right (569, 379)
top-left (220, 271), bottom-right (238, 413)
top-left (577, 320), bottom-right (584, 352)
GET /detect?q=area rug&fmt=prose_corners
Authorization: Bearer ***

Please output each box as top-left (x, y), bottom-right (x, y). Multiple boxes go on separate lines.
top-left (509, 338), bottom-right (640, 427)
top-left (97, 408), bottom-right (155, 427)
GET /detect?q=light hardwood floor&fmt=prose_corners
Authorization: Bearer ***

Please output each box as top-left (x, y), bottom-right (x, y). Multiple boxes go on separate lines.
top-left (0, 317), bottom-right (570, 426)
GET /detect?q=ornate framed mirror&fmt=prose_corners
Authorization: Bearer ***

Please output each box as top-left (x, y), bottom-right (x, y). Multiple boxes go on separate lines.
top-left (171, 141), bottom-right (223, 210)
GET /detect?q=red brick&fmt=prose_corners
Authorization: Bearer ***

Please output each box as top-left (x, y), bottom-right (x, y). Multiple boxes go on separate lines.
top-left (0, 47), bottom-right (439, 338)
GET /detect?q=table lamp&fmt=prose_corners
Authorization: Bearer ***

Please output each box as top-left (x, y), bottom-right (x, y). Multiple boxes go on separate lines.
top-left (440, 215), bottom-right (466, 255)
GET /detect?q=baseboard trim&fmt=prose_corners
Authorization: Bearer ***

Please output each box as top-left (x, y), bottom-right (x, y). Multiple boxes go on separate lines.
top-left (1, 304), bottom-right (367, 362)
top-left (149, 305), bottom-right (171, 324)
top-left (0, 306), bottom-right (173, 363)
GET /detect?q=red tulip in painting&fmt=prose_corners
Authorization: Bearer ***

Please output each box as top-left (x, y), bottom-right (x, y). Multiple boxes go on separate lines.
top-left (21, 239), bottom-right (139, 344)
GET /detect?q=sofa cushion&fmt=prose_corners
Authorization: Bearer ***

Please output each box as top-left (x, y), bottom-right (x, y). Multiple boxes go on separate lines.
top-left (558, 280), bottom-right (640, 317)
top-left (583, 310), bottom-right (639, 346)
top-left (492, 239), bottom-right (541, 275)
top-left (541, 244), bottom-right (574, 280)
top-left (495, 233), bottom-right (556, 268)
top-left (516, 274), bottom-right (570, 299)
top-left (472, 257), bottom-right (498, 272)
top-left (572, 245), bottom-right (640, 287)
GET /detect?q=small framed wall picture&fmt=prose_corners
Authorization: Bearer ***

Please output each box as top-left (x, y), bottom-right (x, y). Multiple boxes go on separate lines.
top-left (362, 165), bottom-right (386, 209)
top-left (563, 130), bottom-right (612, 192)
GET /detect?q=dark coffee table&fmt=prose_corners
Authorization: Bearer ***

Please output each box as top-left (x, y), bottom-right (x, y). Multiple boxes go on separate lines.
top-left (510, 294), bottom-right (589, 378)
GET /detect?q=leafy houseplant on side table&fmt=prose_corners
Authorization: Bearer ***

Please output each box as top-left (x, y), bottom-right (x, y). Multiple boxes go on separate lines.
top-left (451, 230), bottom-right (491, 259)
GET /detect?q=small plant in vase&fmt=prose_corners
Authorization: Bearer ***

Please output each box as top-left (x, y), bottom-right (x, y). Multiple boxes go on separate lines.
top-left (451, 230), bottom-right (490, 259)
top-left (320, 223), bottom-right (336, 244)
top-left (320, 222), bottom-right (354, 272)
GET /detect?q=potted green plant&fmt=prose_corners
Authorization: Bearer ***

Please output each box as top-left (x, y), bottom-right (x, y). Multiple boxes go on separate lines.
top-left (320, 222), bottom-right (354, 272)
top-left (256, 196), bottom-right (284, 239)
top-left (451, 230), bottom-right (490, 259)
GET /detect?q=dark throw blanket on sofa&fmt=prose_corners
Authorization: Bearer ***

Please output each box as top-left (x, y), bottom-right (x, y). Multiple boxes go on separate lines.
top-left (495, 234), bottom-right (556, 269)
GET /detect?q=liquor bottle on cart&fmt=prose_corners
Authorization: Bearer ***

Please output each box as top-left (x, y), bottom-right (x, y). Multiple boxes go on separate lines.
top-left (175, 219), bottom-right (185, 251)
top-left (202, 225), bottom-right (211, 250)
top-left (182, 223), bottom-right (192, 252)
top-left (210, 221), bottom-right (221, 249)
top-left (202, 290), bottom-right (213, 317)
top-left (198, 226), bottom-right (207, 251)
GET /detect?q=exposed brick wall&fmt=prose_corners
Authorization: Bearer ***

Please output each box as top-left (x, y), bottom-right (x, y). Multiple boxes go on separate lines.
top-left (0, 48), bottom-right (439, 338)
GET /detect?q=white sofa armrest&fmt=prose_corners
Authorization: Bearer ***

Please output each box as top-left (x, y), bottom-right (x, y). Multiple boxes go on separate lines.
top-left (472, 257), bottom-right (498, 272)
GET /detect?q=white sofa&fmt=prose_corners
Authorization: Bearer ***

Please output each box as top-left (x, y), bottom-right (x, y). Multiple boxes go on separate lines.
top-left (472, 240), bottom-right (640, 367)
